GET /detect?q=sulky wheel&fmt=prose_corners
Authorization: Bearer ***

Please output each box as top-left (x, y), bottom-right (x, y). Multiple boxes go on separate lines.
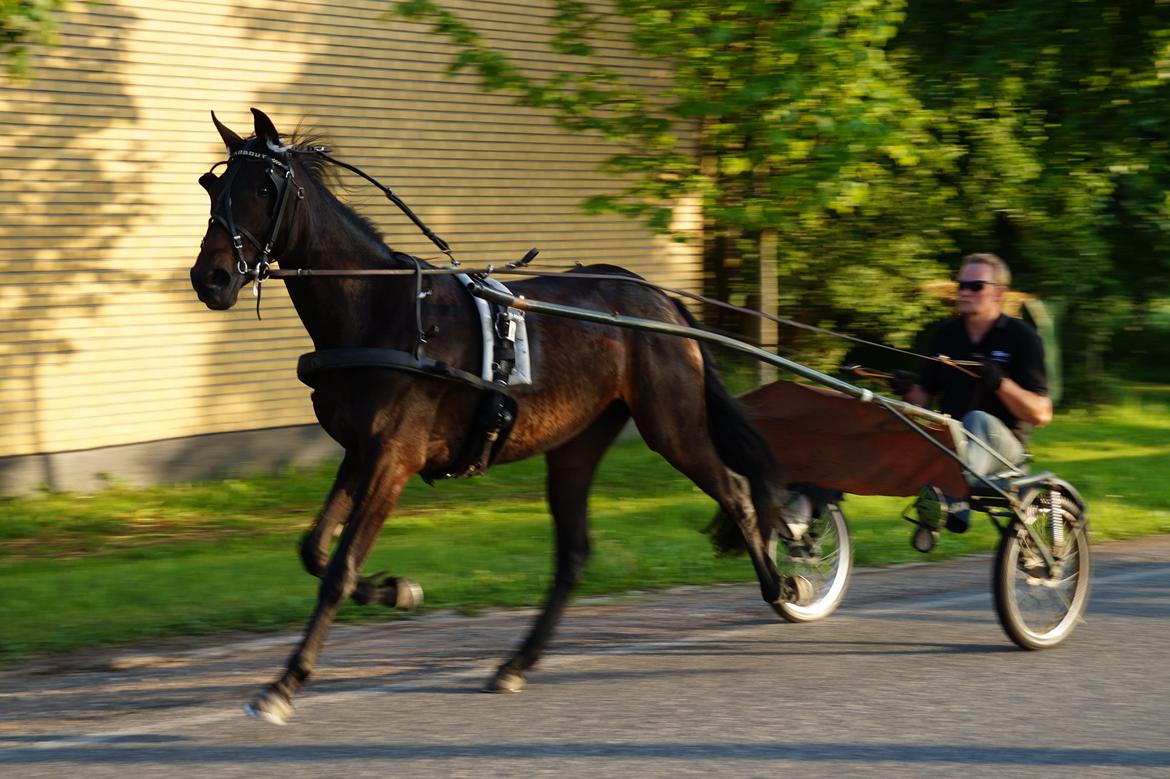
top-left (772, 501), bottom-right (853, 623)
top-left (993, 485), bottom-right (1091, 649)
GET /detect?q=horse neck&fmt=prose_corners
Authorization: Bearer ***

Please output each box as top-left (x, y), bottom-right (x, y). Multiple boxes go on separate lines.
top-left (279, 180), bottom-right (418, 350)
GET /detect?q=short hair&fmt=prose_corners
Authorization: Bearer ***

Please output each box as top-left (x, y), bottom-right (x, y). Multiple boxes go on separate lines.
top-left (960, 253), bottom-right (1011, 288)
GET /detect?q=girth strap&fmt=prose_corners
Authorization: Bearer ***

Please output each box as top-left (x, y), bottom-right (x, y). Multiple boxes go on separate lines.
top-left (297, 348), bottom-right (508, 394)
top-left (295, 347), bottom-right (518, 481)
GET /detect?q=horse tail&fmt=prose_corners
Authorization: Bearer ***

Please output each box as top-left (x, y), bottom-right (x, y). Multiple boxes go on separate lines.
top-left (669, 300), bottom-right (783, 556)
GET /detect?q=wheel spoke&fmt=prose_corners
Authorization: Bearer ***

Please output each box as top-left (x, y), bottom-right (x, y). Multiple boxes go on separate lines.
top-left (995, 487), bottom-right (1090, 648)
top-left (774, 502), bottom-right (852, 623)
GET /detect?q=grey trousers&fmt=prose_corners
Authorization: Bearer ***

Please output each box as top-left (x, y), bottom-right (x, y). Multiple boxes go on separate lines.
top-left (960, 410), bottom-right (1026, 485)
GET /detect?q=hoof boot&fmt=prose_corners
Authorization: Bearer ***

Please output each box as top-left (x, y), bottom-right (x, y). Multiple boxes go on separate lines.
top-left (244, 689), bottom-right (294, 726)
top-left (484, 669), bottom-right (526, 694)
top-left (354, 575), bottom-right (424, 610)
top-left (395, 578), bottom-right (424, 611)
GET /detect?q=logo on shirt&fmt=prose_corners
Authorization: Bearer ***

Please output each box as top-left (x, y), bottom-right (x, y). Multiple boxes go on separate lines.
top-left (990, 350), bottom-right (1011, 364)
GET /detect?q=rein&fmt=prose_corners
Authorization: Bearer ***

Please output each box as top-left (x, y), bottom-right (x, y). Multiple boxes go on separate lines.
top-left (205, 143), bottom-right (974, 371)
top-left (268, 264), bottom-right (976, 370)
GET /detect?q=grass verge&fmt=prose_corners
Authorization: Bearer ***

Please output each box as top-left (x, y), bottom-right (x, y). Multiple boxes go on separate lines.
top-left (3, 389), bottom-right (1169, 659)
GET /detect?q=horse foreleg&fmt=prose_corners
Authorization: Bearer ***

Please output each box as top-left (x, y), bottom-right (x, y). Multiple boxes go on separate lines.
top-left (247, 445), bottom-right (419, 725)
top-left (298, 453), bottom-right (424, 611)
top-left (487, 404), bottom-right (628, 693)
top-left (299, 452), bottom-right (358, 577)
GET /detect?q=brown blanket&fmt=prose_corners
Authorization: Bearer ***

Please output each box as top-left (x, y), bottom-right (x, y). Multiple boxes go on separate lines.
top-left (738, 380), bottom-right (968, 498)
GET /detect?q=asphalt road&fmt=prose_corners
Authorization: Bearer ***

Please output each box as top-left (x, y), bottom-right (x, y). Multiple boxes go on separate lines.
top-left (2, 536), bottom-right (1169, 778)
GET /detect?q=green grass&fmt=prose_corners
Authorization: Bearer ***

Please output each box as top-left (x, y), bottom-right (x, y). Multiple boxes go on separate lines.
top-left (3, 389), bottom-right (1170, 660)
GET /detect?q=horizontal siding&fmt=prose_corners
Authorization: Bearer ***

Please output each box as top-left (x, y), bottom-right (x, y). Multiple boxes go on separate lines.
top-left (0, 0), bottom-right (701, 460)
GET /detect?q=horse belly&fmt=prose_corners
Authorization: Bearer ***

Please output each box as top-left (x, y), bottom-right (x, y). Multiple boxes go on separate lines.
top-left (494, 353), bottom-right (625, 462)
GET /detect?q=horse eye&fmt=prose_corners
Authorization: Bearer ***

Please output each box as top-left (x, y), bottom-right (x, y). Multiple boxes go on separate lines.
top-left (258, 184), bottom-right (273, 197)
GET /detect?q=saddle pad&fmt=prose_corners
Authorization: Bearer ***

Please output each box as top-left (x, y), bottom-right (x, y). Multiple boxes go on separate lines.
top-left (455, 273), bottom-right (532, 385)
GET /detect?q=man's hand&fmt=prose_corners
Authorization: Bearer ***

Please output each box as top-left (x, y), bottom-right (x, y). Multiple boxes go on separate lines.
top-left (975, 356), bottom-right (1004, 392)
top-left (887, 370), bottom-right (917, 396)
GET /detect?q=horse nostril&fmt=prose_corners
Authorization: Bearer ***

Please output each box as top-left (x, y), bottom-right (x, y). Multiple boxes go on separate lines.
top-left (206, 268), bottom-right (232, 290)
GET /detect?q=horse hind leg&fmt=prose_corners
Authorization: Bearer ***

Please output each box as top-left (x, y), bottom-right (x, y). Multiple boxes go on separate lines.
top-left (487, 401), bottom-right (630, 693)
top-left (630, 373), bottom-right (788, 608)
top-left (662, 444), bottom-right (784, 604)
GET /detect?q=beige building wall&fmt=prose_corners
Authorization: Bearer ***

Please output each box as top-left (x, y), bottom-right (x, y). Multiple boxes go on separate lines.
top-left (0, 1), bottom-right (701, 490)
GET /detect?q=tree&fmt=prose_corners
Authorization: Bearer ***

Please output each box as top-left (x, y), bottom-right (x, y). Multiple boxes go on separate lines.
top-left (397, 0), bottom-right (1170, 395)
top-left (2, 0), bottom-right (69, 77)
top-left (396, 0), bottom-right (957, 371)
top-left (894, 0), bottom-right (1170, 398)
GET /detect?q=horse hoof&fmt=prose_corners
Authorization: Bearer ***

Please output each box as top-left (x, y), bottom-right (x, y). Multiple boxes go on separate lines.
top-left (395, 578), bottom-right (424, 611)
top-left (484, 669), bottom-right (526, 694)
top-left (244, 689), bottom-right (294, 725)
top-left (780, 574), bottom-right (814, 606)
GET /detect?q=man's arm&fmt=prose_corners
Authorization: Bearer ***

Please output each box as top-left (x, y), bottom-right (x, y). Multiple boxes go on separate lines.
top-left (992, 321), bottom-right (1052, 427)
top-left (994, 380), bottom-right (1052, 427)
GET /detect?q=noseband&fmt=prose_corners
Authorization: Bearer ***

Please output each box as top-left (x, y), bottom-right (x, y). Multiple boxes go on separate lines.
top-left (205, 145), bottom-right (304, 286)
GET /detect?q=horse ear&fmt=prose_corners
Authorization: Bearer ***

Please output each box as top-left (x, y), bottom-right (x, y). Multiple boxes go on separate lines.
top-left (251, 107), bottom-right (281, 148)
top-left (211, 111), bottom-right (244, 151)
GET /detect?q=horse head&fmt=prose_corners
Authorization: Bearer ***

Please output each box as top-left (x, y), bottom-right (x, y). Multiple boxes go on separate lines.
top-left (191, 108), bottom-right (302, 310)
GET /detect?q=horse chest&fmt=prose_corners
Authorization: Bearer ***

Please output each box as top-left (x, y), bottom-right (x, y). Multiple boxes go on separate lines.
top-left (308, 380), bottom-right (423, 449)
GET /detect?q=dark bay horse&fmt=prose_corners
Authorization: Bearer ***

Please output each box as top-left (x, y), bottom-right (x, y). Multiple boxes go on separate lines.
top-left (189, 108), bottom-right (799, 725)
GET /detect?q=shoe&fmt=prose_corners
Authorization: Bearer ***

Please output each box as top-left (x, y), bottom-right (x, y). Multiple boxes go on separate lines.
top-left (945, 503), bottom-right (971, 534)
top-left (913, 486), bottom-right (945, 530)
top-left (915, 486), bottom-right (970, 534)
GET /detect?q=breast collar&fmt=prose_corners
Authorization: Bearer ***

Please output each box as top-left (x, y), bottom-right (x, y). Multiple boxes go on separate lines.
top-left (295, 273), bottom-right (530, 480)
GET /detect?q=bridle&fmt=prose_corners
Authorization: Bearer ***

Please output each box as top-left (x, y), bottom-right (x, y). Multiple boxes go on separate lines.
top-left (202, 143), bottom-right (305, 290)
top-left (202, 142), bottom-right (455, 318)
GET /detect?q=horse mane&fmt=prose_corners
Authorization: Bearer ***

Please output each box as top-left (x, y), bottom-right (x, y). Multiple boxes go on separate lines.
top-left (274, 129), bottom-right (393, 256)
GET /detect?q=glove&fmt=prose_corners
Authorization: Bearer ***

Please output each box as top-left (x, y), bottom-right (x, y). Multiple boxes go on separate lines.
top-left (975, 356), bottom-right (1004, 392)
top-left (887, 369), bottom-right (916, 396)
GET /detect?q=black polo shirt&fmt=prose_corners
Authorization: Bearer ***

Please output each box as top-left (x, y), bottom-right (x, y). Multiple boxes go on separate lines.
top-left (917, 314), bottom-right (1048, 445)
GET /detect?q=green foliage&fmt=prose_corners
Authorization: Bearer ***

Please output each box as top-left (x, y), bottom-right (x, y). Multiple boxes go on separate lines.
top-left (1, 0), bottom-right (69, 77)
top-left (396, 0), bottom-right (955, 366)
top-left (395, 1), bottom-right (1170, 393)
top-left (895, 0), bottom-right (1170, 397)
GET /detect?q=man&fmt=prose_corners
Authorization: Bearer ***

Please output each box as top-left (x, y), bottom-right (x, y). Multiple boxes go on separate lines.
top-left (897, 253), bottom-right (1052, 532)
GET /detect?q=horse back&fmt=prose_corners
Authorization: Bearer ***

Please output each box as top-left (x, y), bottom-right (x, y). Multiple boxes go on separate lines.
top-left (493, 265), bottom-right (704, 461)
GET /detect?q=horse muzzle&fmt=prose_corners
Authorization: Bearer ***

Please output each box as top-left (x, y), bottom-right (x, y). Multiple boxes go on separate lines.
top-left (190, 259), bottom-right (244, 310)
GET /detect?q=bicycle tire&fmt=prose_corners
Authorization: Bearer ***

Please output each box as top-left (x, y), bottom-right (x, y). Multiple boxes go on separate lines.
top-left (993, 486), bottom-right (1091, 649)
top-left (773, 501), bottom-right (853, 623)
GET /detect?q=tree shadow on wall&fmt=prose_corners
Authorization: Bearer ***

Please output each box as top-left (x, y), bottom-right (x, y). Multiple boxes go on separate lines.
top-left (0, 3), bottom-right (146, 491)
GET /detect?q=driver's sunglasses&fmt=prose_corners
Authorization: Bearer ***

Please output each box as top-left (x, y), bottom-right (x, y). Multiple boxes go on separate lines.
top-left (956, 279), bottom-right (1000, 292)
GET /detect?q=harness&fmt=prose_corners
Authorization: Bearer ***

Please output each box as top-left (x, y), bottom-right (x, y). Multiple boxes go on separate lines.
top-left (203, 144), bottom-right (304, 302)
top-left (205, 141), bottom-right (525, 481)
